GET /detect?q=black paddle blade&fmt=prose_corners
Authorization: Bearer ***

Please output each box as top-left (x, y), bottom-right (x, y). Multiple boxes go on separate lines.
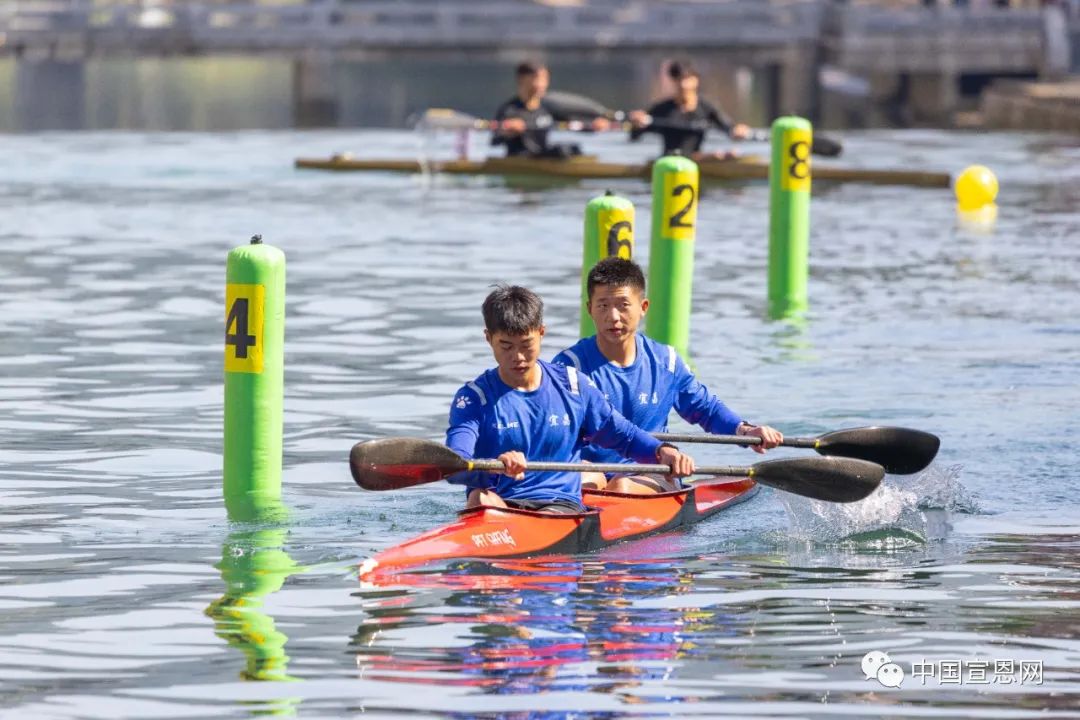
top-left (413, 108), bottom-right (480, 131)
top-left (544, 90), bottom-right (615, 120)
top-left (750, 456), bottom-right (885, 503)
top-left (349, 438), bottom-right (469, 491)
top-left (811, 134), bottom-right (843, 158)
top-left (815, 427), bottom-right (940, 475)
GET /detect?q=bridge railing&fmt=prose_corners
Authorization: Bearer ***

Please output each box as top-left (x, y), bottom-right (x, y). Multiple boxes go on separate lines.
top-left (0, 0), bottom-right (826, 54)
top-left (1, 0), bottom-right (1058, 73)
top-left (823, 3), bottom-right (1048, 73)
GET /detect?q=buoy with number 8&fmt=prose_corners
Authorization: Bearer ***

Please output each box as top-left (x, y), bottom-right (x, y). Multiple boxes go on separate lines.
top-left (768, 116), bottom-right (812, 320)
top-left (224, 235), bottom-right (286, 520)
top-left (954, 164), bottom-right (998, 211)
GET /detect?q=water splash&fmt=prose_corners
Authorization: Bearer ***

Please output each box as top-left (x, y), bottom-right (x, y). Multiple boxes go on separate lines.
top-left (899, 463), bottom-right (980, 514)
top-left (777, 464), bottom-right (977, 548)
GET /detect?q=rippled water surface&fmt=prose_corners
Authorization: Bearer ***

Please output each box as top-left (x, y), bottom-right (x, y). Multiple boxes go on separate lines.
top-left (1, 129), bottom-right (1078, 718)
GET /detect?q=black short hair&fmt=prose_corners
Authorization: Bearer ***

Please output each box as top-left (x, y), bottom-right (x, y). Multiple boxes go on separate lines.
top-left (482, 284), bottom-right (544, 335)
top-left (667, 60), bottom-right (699, 81)
top-left (516, 61), bottom-right (547, 78)
top-left (586, 258), bottom-right (646, 299)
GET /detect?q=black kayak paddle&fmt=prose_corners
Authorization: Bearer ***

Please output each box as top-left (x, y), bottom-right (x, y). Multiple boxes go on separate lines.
top-left (653, 426), bottom-right (939, 475)
top-left (545, 90), bottom-right (844, 158)
top-left (349, 437), bottom-right (884, 503)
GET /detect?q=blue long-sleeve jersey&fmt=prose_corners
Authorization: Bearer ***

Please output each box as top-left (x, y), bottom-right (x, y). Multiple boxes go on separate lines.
top-left (445, 360), bottom-right (663, 505)
top-left (553, 335), bottom-right (743, 464)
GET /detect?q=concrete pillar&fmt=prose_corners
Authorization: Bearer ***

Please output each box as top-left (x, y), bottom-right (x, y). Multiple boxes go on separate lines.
top-left (15, 59), bottom-right (86, 131)
top-left (630, 54), bottom-right (667, 108)
top-left (292, 50), bottom-right (339, 127)
top-left (875, 71), bottom-right (912, 127)
top-left (908, 71), bottom-right (959, 125)
top-left (1041, 4), bottom-right (1071, 79)
top-left (764, 62), bottom-right (782, 121)
top-left (777, 45), bottom-right (818, 118)
top-left (695, 56), bottom-right (743, 121)
top-left (734, 66), bottom-right (754, 123)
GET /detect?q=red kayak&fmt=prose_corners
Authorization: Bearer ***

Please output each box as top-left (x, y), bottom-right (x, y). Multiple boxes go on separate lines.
top-left (359, 479), bottom-right (758, 583)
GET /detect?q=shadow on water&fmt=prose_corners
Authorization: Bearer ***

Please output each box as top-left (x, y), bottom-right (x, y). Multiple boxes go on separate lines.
top-left (345, 527), bottom-right (1080, 714)
top-left (204, 497), bottom-right (303, 713)
top-left (766, 314), bottom-right (816, 364)
top-left (339, 464), bottom-right (1078, 713)
top-left (206, 527), bottom-right (298, 683)
top-left (349, 559), bottom-right (718, 700)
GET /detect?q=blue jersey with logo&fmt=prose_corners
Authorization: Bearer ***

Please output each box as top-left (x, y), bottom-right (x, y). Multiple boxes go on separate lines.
top-left (553, 335), bottom-right (743, 464)
top-left (445, 360), bottom-right (663, 505)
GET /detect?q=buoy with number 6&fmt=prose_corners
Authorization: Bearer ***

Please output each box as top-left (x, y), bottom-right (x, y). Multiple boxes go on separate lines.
top-left (581, 191), bottom-right (634, 337)
top-left (224, 235), bottom-right (286, 520)
top-left (954, 165), bottom-right (998, 211)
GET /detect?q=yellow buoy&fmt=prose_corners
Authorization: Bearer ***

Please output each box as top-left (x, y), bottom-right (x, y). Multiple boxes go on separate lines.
top-left (954, 165), bottom-right (998, 211)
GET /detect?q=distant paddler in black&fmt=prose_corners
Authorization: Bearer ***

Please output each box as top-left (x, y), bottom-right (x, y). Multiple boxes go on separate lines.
top-left (492, 62), bottom-right (611, 158)
top-left (629, 61), bottom-right (751, 161)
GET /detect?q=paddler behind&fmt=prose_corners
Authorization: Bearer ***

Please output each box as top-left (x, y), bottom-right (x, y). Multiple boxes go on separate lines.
top-left (628, 61), bottom-right (752, 161)
top-left (446, 284), bottom-right (695, 513)
top-left (554, 258), bottom-right (783, 495)
top-left (492, 62), bottom-right (611, 158)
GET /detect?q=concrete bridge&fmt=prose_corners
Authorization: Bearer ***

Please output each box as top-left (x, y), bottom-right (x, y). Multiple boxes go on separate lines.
top-left (1, 1), bottom-right (827, 56)
top-left (1, 0), bottom-right (1076, 127)
top-left (821, 2), bottom-right (1077, 124)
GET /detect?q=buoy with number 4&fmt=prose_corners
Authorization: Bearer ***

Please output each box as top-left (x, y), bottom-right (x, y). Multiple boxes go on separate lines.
top-left (223, 235), bottom-right (286, 520)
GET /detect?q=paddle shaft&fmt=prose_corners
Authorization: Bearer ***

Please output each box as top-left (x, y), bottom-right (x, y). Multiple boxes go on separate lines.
top-left (419, 107), bottom-right (760, 137)
top-left (420, 108), bottom-right (840, 156)
top-left (654, 432), bottom-right (817, 449)
top-left (437, 118), bottom-right (728, 134)
top-left (543, 93), bottom-right (838, 151)
top-left (469, 459), bottom-right (750, 477)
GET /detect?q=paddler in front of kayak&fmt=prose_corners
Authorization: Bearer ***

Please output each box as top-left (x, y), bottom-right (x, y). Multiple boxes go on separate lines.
top-left (446, 284), bottom-right (695, 513)
top-left (492, 61), bottom-right (611, 158)
top-left (554, 258), bottom-right (783, 495)
top-left (628, 60), bottom-right (752, 161)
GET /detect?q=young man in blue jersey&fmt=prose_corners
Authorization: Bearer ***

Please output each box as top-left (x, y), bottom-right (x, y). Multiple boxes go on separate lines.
top-left (446, 284), bottom-right (696, 513)
top-left (554, 258), bottom-right (783, 495)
